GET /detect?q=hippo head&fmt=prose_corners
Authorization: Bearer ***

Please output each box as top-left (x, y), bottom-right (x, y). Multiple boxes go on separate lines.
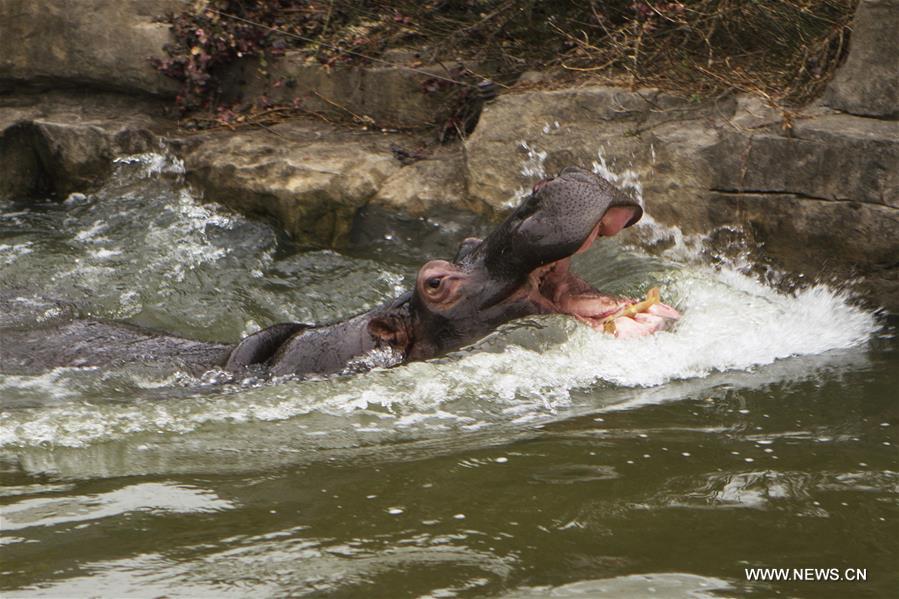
top-left (367, 167), bottom-right (646, 360)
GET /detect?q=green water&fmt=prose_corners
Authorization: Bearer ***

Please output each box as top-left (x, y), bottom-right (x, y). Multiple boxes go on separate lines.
top-left (1, 155), bottom-right (896, 597)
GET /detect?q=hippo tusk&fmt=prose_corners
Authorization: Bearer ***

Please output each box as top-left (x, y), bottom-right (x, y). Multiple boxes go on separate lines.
top-left (601, 287), bottom-right (663, 335)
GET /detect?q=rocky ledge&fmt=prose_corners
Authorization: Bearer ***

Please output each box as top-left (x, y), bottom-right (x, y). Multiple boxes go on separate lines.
top-left (1, 0), bottom-right (897, 312)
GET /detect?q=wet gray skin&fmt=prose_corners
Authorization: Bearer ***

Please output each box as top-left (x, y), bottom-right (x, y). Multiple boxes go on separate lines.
top-left (0, 167), bottom-right (645, 379)
top-left (0, 310), bottom-right (233, 376)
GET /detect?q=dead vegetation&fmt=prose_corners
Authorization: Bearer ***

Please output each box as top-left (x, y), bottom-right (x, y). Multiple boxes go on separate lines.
top-left (545, 0), bottom-right (857, 106)
top-left (156, 0), bottom-right (859, 130)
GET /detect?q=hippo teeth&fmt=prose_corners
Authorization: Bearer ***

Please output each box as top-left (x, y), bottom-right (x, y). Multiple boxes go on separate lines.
top-left (531, 264), bottom-right (681, 337)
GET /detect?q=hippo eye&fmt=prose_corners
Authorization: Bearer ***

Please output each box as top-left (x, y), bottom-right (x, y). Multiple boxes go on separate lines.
top-left (417, 261), bottom-right (461, 305)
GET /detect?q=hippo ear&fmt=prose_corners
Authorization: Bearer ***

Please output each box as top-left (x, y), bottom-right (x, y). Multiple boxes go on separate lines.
top-left (368, 314), bottom-right (410, 349)
top-left (453, 237), bottom-right (482, 262)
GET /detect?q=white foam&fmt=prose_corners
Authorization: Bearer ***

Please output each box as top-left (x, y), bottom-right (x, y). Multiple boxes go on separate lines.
top-left (320, 268), bottom-right (877, 413)
top-left (1, 482), bottom-right (232, 531)
top-left (131, 188), bottom-right (237, 283)
top-left (74, 220), bottom-right (109, 242)
top-left (0, 242), bottom-right (33, 264)
top-left (113, 151), bottom-right (185, 177)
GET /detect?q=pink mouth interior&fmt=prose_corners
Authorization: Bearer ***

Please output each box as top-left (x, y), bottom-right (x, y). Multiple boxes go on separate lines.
top-left (536, 205), bottom-right (680, 337)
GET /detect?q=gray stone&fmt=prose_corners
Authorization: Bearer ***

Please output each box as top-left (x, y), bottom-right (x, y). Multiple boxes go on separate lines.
top-left (0, 93), bottom-right (171, 199)
top-left (30, 121), bottom-right (115, 196)
top-left (824, 0), bottom-right (899, 118)
top-left (221, 51), bottom-right (472, 129)
top-left (465, 85), bottom-right (719, 214)
top-left (729, 95), bottom-right (783, 130)
top-left (182, 122), bottom-right (403, 246)
top-left (704, 113), bottom-right (899, 208)
top-left (0, 0), bottom-right (183, 96)
top-left (370, 149), bottom-right (481, 217)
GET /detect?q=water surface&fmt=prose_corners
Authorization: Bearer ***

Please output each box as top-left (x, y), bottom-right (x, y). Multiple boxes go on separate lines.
top-left (1, 154), bottom-right (896, 597)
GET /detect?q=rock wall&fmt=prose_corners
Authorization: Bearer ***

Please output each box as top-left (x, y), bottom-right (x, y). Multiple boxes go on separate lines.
top-left (0, 0), bottom-right (183, 96)
top-left (0, 93), bottom-right (172, 198)
top-left (220, 50), bottom-right (474, 129)
top-left (181, 123), bottom-right (402, 247)
top-left (1, 0), bottom-right (897, 311)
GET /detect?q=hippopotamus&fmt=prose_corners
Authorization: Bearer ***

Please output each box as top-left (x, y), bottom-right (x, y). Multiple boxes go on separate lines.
top-left (0, 167), bottom-right (679, 378)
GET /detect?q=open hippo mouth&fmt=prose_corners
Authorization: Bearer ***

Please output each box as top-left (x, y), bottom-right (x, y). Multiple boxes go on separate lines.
top-left (525, 203), bottom-right (681, 337)
top-left (527, 244), bottom-right (680, 338)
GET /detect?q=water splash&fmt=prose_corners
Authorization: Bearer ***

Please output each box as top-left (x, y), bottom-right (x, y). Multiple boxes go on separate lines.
top-left (113, 151), bottom-right (185, 177)
top-left (517, 141), bottom-right (547, 179)
top-left (1, 152), bottom-right (280, 331)
top-left (504, 141), bottom-right (549, 209)
top-left (592, 147), bottom-right (643, 201)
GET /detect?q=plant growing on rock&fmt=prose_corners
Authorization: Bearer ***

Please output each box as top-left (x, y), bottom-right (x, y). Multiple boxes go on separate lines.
top-left (152, 1), bottom-right (306, 113)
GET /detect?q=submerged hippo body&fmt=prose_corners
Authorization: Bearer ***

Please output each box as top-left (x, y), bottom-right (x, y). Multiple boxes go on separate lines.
top-left (0, 167), bottom-right (679, 378)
